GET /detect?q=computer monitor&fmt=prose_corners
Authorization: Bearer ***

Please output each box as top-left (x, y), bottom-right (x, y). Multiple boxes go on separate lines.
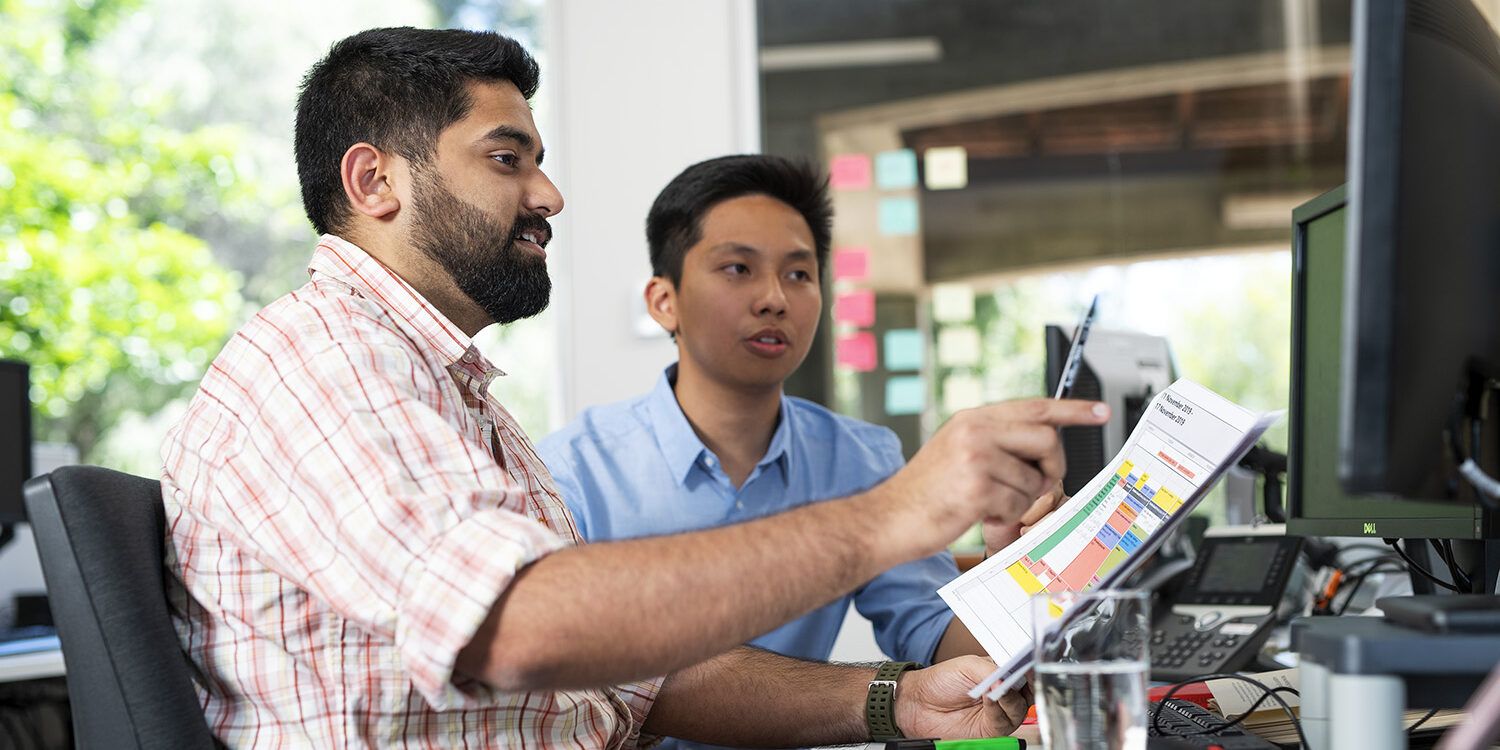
top-left (1044, 325), bottom-right (1176, 496)
top-left (0, 360), bottom-right (32, 526)
top-left (1287, 186), bottom-right (1500, 539)
top-left (1340, 0), bottom-right (1500, 498)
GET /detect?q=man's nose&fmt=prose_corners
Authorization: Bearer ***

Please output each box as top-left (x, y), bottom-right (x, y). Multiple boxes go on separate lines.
top-left (524, 169), bottom-right (564, 218)
top-left (755, 277), bottom-right (788, 317)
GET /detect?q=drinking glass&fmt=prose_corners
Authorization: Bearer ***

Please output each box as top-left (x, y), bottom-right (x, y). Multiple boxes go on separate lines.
top-left (1032, 589), bottom-right (1150, 750)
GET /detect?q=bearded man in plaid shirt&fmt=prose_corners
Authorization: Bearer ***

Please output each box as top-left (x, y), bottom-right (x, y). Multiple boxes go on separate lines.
top-left (160, 27), bottom-right (1111, 748)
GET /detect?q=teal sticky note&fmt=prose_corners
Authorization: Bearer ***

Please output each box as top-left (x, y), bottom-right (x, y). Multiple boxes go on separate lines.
top-left (883, 329), bottom-right (923, 371)
top-left (885, 376), bottom-right (926, 416)
top-left (879, 197), bottom-right (920, 236)
top-left (875, 149), bottom-right (918, 190)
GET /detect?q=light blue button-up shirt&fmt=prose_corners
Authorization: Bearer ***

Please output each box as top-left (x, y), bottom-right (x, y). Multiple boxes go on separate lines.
top-left (538, 365), bottom-right (960, 669)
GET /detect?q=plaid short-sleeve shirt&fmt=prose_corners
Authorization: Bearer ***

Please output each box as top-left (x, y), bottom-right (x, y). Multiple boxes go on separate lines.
top-left (161, 235), bottom-right (660, 747)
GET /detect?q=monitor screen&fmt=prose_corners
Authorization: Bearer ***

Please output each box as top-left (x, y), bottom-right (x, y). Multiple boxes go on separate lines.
top-left (0, 361), bottom-right (31, 525)
top-left (1197, 542), bottom-right (1280, 594)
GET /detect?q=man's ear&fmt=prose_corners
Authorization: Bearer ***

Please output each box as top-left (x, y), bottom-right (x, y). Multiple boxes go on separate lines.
top-left (644, 276), bottom-right (680, 337)
top-left (340, 142), bottom-right (401, 221)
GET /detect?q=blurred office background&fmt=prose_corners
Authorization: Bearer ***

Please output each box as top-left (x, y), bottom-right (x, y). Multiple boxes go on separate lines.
top-left (4, 0), bottom-right (1499, 658)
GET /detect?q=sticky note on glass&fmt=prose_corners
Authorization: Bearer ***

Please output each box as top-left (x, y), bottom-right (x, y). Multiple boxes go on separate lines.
top-left (937, 326), bottom-right (982, 367)
top-left (834, 289), bottom-right (876, 327)
top-left (885, 376), bottom-right (926, 416)
top-left (829, 154), bottom-right (872, 190)
top-left (875, 149), bottom-right (918, 190)
top-left (942, 373), bottom-right (985, 412)
top-left (931, 283), bottom-right (975, 323)
top-left (836, 331), bottom-right (878, 372)
top-left (879, 197), bottom-right (919, 236)
top-left (883, 328), bottom-right (923, 371)
top-left (924, 146), bottom-right (968, 190)
top-left (833, 247), bottom-right (870, 282)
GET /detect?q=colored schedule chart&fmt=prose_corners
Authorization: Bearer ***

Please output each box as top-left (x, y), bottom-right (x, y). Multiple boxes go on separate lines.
top-left (1006, 459), bottom-right (1183, 602)
top-left (939, 379), bottom-right (1277, 670)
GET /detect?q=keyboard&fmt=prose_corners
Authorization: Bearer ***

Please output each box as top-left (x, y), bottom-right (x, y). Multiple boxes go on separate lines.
top-left (1145, 698), bottom-right (1278, 749)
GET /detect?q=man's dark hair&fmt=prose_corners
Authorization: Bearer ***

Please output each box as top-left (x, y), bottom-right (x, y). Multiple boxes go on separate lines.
top-left (294, 27), bottom-right (540, 236)
top-left (646, 155), bottom-right (833, 287)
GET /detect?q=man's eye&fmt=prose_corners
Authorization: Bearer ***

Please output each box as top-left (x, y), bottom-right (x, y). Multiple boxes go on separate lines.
top-left (491, 153), bottom-right (519, 167)
top-left (789, 269), bottom-right (814, 282)
top-left (724, 263), bottom-right (749, 276)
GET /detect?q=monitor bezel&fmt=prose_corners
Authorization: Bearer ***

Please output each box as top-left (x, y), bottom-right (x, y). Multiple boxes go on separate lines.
top-left (0, 359), bottom-right (32, 525)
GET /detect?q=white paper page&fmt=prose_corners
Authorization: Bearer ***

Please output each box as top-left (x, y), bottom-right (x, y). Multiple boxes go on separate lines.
top-left (938, 378), bottom-right (1279, 696)
top-left (1206, 669), bottom-right (1300, 716)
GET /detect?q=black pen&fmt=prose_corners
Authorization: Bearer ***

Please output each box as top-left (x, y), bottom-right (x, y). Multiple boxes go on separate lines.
top-left (1052, 294), bottom-right (1099, 400)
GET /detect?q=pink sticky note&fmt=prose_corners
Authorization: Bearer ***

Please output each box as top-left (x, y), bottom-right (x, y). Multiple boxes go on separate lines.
top-left (833, 247), bottom-right (870, 282)
top-left (836, 331), bottom-right (878, 372)
top-left (829, 154), bottom-right (872, 190)
top-left (834, 289), bottom-right (876, 327)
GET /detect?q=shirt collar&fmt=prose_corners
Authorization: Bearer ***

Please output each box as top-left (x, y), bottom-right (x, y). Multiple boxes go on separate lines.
top-left (647, 364), bottom-right (795, 487)
top-left (307, 235), bottom-right (503, 381)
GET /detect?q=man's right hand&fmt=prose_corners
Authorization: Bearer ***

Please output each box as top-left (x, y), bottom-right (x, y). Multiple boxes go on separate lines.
top-left (868, 398), bottom-right (1109, 561)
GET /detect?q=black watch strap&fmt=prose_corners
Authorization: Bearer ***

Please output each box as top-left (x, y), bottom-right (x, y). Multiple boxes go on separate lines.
top-left (866, 660), bottom-right (920, 740)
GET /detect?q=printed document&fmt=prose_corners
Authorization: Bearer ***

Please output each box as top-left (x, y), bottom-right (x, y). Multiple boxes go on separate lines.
top-left (939, 378), bottom-right (1279, 695)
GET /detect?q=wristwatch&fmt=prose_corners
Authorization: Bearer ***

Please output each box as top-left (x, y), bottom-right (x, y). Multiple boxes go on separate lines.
top-left (865, 660), bottom-right (921, 740)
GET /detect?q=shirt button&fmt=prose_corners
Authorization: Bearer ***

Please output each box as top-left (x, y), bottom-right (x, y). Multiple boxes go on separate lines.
top-left (735, 500), bottom-right (744, 510)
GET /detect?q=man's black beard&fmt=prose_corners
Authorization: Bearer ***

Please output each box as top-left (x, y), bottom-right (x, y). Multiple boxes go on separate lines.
top-left (408, 170), bottom-right (552, 326)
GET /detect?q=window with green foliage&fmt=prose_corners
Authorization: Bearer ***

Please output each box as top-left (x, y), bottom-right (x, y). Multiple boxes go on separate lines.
top-left (1, 0), bottom-right (552, 476)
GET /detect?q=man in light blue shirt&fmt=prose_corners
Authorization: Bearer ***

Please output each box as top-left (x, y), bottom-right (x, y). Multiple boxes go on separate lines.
top-left (542, 363), bottom-right (952, 663)
top-left (540, 157), bottom-right (1055, 732)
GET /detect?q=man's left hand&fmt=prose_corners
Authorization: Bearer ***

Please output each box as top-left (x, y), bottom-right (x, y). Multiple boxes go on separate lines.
top-left (892, 656), bottom-right (1030, 739)
top-left (982, 481), bottom-right (1067, 555)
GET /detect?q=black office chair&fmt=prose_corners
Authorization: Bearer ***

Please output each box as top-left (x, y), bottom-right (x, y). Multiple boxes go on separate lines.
top-left (23, 466), bottom-right (219, 749)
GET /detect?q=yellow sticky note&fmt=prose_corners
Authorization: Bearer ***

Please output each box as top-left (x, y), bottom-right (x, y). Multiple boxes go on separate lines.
top-left (924, 146), bottom-right (968, 190)
top-left (932, 284), bottom-right (975, 323)
top-left (937, 326), bottom-right (982, 367)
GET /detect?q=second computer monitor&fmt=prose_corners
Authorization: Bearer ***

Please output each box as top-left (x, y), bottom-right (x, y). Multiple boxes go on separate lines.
top-left (0, 360), bottom-right (31, 526)
top-left (1044, 325), bottom-right (1176, 496)
top-left (1287, 186), bottom-right (1500, 540)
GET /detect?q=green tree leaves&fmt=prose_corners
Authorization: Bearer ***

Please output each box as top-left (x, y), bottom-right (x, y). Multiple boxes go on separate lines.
top-left (1, 0), bottom-right (244, 460)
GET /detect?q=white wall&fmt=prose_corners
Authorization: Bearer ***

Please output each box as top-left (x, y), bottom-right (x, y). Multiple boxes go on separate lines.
top-left (545, 0), bottom-right (762, 419)
top-left (542, 0), bottom-right (888, 664)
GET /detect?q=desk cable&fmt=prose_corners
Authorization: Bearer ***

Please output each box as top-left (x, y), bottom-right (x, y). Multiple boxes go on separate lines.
top-left (1150, 672), bottom-right (1307, 749)
top-left (1407, 707), bottom-right (1441, 735)
top-left (1386, 538), bottom-right (1467, 593)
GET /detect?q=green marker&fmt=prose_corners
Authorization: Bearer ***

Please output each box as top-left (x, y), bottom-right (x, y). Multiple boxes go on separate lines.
top-left (881, 739), bottom-right (1026, 750)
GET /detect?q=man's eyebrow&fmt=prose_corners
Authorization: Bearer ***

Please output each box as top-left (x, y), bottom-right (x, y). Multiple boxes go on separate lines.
top-left (708, 243), bottom-right (815, 261)
top-left (708, 242), bottom-right (763, 257)
top-left (478, 124), bottom-right (544, 164)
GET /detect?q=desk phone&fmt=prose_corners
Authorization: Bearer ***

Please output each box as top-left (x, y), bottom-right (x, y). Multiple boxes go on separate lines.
top-left (1150, 532), bottom-right (1301, 682)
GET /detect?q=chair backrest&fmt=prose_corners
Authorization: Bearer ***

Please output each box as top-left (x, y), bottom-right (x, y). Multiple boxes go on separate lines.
top-left (23, 466), bottom-right (217, 750)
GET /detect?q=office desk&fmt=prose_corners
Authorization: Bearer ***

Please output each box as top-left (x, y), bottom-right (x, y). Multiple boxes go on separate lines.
top-left (1294, 616), bottom-right (1500, 750)
top-left (0, 646), bottom-right (64, 683)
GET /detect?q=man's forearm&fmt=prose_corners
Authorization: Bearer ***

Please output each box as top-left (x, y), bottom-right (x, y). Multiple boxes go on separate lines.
top-left (644, 647), bottom-right (875, 748)
top-left (458, 491), bottom-right (912, 692)
top-left (932, 618), bottom-right (987, 664)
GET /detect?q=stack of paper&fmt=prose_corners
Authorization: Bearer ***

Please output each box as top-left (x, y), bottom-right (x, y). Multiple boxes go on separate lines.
top-left (1204, 669), bottom-right (1465, 743)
